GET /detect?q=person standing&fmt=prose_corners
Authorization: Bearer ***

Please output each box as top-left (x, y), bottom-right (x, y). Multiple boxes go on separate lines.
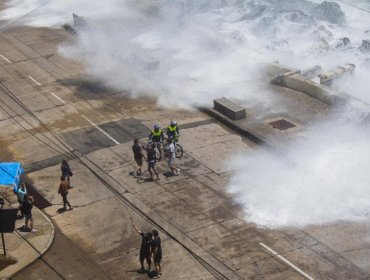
top-left (61, 159), bottom-right (73, 187)
top-left (21, 195), bottom-right (36, 232)
top-left (133, 225), bottom-right (153, 272)
top-left (152, 229), bottom-right (162, 278)
top-left (143, 143), bottom-right (159, 180)
top-left (165, 138), bottom-right (180, 176)
top-left (58, 176), bottom-right (72, 211)
top-left (132, 139), bottom-right (145, 176)
top-left (17, 183), bottom-right (27, 218)
top-left (148, 124), bottom-right (164, 159)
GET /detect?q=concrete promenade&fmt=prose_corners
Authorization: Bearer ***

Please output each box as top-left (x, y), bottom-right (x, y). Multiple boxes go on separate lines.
top-left (0, 12), bottom-right (369, 280)
top-left (0, 187), bottom-right (54, 280)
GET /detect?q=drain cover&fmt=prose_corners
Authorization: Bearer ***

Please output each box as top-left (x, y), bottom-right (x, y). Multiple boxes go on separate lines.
top-left (268, 119), bottom-right (295, 130)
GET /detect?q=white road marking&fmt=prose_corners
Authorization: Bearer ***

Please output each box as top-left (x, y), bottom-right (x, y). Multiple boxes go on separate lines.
top-left (50, 91), bottom-right (120, 145)
top-left (50, 92), bottom-right (65, 104)
top-left (28, 75), bottom-right (42, 86)
top-left (80, 114), bottom-right (120, 145)
top-left (0, 54), bottom-right (11, 63)
top-left (259, 242), bottom-right (314, 280)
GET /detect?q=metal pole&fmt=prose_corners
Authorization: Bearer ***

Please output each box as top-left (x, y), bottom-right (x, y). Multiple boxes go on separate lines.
top-left (1, 232), bottom-right (5, 256)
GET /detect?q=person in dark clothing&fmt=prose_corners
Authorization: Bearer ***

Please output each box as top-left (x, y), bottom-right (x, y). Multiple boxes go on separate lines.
top-left (58, 176), bottom-right (72, 211)
top-left (152, 229), bottom-right (162, 278)
top-left (22, 195), bottom-right (36, 232)
top-left (132, 139), bottom-right (145, 176)
top-left (143, 143), bottom-right (159, 180)
top-left (133, 225), bottom-right (153, 272)
top-left (61, 159), bottom-right (73, 187)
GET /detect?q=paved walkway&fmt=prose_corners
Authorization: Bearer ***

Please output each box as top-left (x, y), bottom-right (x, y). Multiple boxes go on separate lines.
top-left (0, 187), bottom-right (54, 279)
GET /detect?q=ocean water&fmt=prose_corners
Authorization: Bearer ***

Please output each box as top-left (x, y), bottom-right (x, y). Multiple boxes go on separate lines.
top-left (1, 0), bottom-right (370, 228)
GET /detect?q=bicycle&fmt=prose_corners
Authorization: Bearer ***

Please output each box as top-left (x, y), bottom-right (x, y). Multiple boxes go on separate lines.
top-left (164, 135), bottom-right (183, 158)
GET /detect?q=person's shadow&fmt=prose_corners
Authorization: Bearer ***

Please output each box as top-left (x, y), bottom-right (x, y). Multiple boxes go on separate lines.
top-left (17, 225), bottom-right (31, 232)
top-left (126, 269), bottom-right (158, 278)
top-left (57, 207), bottom-right (71, 213)
top-left (148, 270), bottom-right (159, 278)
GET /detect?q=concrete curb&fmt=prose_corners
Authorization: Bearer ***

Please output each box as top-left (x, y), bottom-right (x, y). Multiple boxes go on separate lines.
top-left (0, 207), bottom-right (55, 280)
top-left (36, 208), bottom-right (55, 256)
top-left (199, 107), bottom-right (271, 147)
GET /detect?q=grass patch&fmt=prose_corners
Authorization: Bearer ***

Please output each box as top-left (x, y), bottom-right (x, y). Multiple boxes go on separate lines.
top-left (0, 254), bottom-right (17, 271)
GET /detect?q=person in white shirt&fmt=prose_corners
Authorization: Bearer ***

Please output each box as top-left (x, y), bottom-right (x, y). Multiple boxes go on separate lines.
top-left (165, 138), bottom-right (180, 176)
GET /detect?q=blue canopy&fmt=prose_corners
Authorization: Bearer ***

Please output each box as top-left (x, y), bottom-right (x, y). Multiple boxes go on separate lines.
top-left (0, 162), bottom-right (24, 191)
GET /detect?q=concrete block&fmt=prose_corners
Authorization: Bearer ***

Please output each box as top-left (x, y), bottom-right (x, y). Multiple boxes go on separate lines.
top-left (301, 65), bottom-right (321, 79)
top-left (266, 62), bottom-right (300, 77)
top-left (318, 63), bottom-right (355, 85)
top-left (283, 73), bottom-right (340, 105)
top-left (213, 97), bottom-right (246, 120)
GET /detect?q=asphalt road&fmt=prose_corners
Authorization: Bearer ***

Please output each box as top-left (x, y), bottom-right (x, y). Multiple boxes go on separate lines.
top-left (12, 227), bottom-right (109, 280)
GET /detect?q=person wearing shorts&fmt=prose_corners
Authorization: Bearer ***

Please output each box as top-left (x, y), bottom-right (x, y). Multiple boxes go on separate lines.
top-left (165, 138), bottom-right (180, 176)
top-left (21, 195), bottom-right (36, 233)
top-left (143, 143), bottom-right (159, 180)
top-left (152, 229), bottom-right (162, 278)
top-left (132, 139), bottom-right (145, 176)
top-left (133, 224), bottom-right (153, 272)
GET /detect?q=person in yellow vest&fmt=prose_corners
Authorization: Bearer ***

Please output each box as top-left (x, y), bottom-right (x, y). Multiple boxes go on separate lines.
top-left (166, 121), bottom-right (179, 141)
top-left (149, 124), bottom-right (164, 159)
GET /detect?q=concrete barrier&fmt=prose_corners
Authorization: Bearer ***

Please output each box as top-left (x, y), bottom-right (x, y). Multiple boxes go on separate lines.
top-left (266, 62), bottom-right (300, 78)
top-left (301, 65), bottom-right (321, 79)
top-left (213, 97), bottom-right (246, 120)
top-left (318, 64), bottom-right (355, 85)
top-left (282, 73), bottom-right (342, 106)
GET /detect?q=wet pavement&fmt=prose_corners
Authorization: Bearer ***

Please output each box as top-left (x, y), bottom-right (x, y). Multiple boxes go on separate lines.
top-left (0, 11), bottom-right (370, 280)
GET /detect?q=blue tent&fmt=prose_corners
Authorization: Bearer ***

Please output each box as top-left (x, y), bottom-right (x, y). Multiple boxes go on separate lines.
top-left (0, 162), bottom-right (24, 192)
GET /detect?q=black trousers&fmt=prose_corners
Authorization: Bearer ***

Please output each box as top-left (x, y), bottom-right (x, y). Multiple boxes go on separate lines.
top-left (62, 193), bottom-right (71, 209)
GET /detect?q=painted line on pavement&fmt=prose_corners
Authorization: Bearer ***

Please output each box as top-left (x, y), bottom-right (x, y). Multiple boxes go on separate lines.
top-left (50, 92), bottom-right (120, 145)
top-left (28, 75), bottom-right (42, 86)
top-left (259, 242), bottom-right (314, 280)
top-left (0, 54), bottom-right (11, 63)
top-left (80, 114), bottom-right (120, 145)
top-left (51, 92), bottom-right (65, 104)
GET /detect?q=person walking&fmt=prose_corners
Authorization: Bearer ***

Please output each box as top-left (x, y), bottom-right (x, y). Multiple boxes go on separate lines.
top-left (17, 183), bottom-right (27, 218)
top-left (61, 159), bottom-right (73, 187)
top-left (58, 176), bottom-right (72, 211)
top-left (133, 224), bottom-right (153, 273)
top-left (165, 138), bottom-right (180, 176)
top-left (143, 143), bottom-right (159, 181)
top-left (132, 139), bottom-right (145, 176)
top-left (21, 195), bottom-right (36, 232)
top-left (152, 229), bottom-right (162, 278)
